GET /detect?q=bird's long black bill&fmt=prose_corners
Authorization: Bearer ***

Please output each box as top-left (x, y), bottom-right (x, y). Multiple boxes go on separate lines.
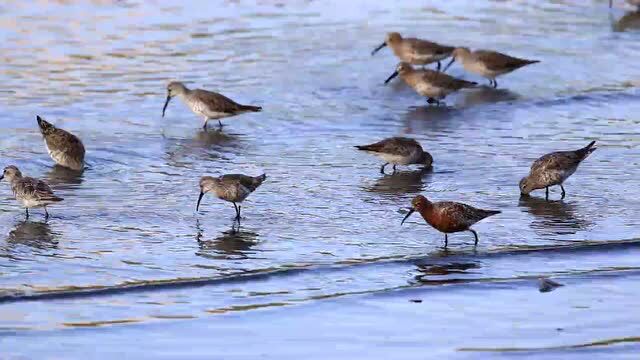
top-left (196, 191), bottom-right (204, 212)
top-left (609, 0), bottom-right (612, 8)
top-left (401, 208), bottom-right (415, 225)
top-left (442, 58), bottom-right (455, 73)
top-left (371, 42), bottom-right (387, 56)
top-left (0, 175), bottom-right (4, 181)
top-left (384, 70), bottom-right (399, 85)
top-left (162, 95), bottom-right (172, 117)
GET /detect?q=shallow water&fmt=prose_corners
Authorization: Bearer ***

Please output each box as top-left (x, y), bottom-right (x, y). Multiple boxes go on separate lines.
top-left (1, 0), bottom-right (640, 358)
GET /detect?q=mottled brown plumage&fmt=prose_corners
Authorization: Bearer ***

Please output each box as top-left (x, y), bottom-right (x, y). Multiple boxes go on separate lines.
top-left (520, 141), bottom-right (597, 200)
top-left (401, 195), bottom-right (500, 247)
top-left (444, 47), bottom-right (539, 88)
top-left (162, 81), bottom-right (262, 129)
top-left (0, 165), bottom-right (63, 219)
top-left (197, 173), bottom-right (267, 220)
top-left (37, 115), bottom-right (85, 171)
top-left (371, 32), bottom-right (455, 71)
top-left (355, 137), bottom-right (433, 174)
top-left (385, 62), bottom-right (477, 104)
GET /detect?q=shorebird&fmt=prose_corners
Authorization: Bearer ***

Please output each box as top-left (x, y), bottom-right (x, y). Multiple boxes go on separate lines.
top-left (401, 195), bottom-right (500, 247)
top-left (162, 81), bottom-right (262, 130)
top-left (196, 173), bottom-right (267, 221)
top-left (0, 165), bottom-right (63, 219)
top-left (538, 277), bottom-right (564, 293)
top-left (443, 47), bottom-right (539, 88)
top-left (519, 141), bottom-right (597, 200)
top-left (36, 115), bottom-right (85, 171)
top-left (385, 62), bottom-right (477, 105)
top-left (371, 32), bottom-right (455, 71)
top-left (355, 137), bottom-right (433, 174)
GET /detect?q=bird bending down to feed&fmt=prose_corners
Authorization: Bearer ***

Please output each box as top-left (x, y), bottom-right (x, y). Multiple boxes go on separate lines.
top-left (355, 137), bottom-right (433, 174)
top-left (443, 47), bottom-right (539, 88)
top-left (196, 173), bottom-right (267, 221)
top-left (401, 195), bottom-right (500, 247)
top-left (162, 81), bottom-right (262, 130)
top-left (519, 141), bottom-right (597, 200)
top-left (371, 32), bottom-right (455, 71)
top-left (0, 165), bottom-right (63, 219)
top-left (36, 115), bottom-right (86, 171)
top-left (385, 62), bottom-right (477, 105)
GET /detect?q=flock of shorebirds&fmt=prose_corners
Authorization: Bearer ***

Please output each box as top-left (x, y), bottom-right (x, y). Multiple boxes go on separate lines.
top-left (7, 1), bottom-right (625, 247)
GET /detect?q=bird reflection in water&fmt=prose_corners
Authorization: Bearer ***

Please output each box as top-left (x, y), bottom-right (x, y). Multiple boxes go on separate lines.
top-left (412, 261), bottom-right (481, 285)
top-left (519, 196), bottom-right (591, 236)
top-left (195, 219), bottom-right (258, 259)
top-left (45, 165), bottom-right (84, 187)
top-left (164, 130), bottom-right (240, 167)
top-left (365, 167), bottom-right (432, 194)
top-left (455, 86), bottom-right (519, 107)
top-left (6, 220), bottom-right (58, 249)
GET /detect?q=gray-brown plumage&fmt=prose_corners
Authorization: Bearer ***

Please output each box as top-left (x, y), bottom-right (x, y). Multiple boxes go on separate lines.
top-left (401, 195), bottom-right (500, 247)
top-left (355, 137), bottom-right (433, 174)
top-left (196, 173), bottom-right (267, 220)
top-left (0, 165), bottom-right (63, 219)
top-left (36, 115), bottom-right (85, 171)
top-left (443, 47), bottom-right (539, 88)
top-left (385, 62), bottom-right (477, 105)
top-left (371, 32), bottom-right (455, 71)
top-left (520, 141), bottom-right (597, 200)
top-left (538, 277), bottom-right (564, 293)
top-left (162, 81), bottom-right (261, 130)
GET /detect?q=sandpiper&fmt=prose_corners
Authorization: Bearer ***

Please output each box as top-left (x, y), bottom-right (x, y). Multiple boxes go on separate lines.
top-left (355, 137), bottom-right (433, 174)
top-left (401, 195), bottom-right (500, 247)
top-left (385, 62), bottom-right (477, 105)
top-left (196, 173), bottom-right (267, 220)
top-left (162, 81), bottom-right (262, 130)
top-left (443, 47), bottom-right (539, 88)
top-left (519, 141), bottom-right (597, 200)
top-left (371, 32), bottom-right (455, 71)
top-left (0, 165), bottom-right (63, 219)
top-left (36, 115), bottom-right (85, 171)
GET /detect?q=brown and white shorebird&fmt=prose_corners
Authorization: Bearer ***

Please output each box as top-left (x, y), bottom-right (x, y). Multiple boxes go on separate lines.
top-left (196, 173), bottom-right (267, 221)
top-left (385, 62), bottom-right (477, 105)
top-left (355, 137), bottom-right (433, 174)
top-left (371, 32), bottom-right (455, 71)
top-left (36, 115), bottom-right (85, 171)
top-left (519, 141), bottom-right (597, 200)
top-left (162, 81), bottom-right (262, 130)
top-left (0, 165), bottom-right (63, 219)
top-left (443, 47), bottom-right (539, 88)
top-left (401, 195), bottom-right (500, 247)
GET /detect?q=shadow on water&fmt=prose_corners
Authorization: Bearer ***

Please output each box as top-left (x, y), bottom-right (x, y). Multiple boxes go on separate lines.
top-left (611, 11), bottom-right (640, 32)
top-left (195, 220), bottom-right (258, 259)
top-left (363, 167), bottom-right (433, 194)
top-left (6, 220), bottom-right (58, 249)
top-left (455, 86), bottom-right (520, 107)
top-left (45, 165), bottom-right (84, 187)
top-left (518, 196), bottom-right (592, 236)
top-left (413, 261), bottom-right (482, 285)
top-left (163, 130), bottom-right (242, 167)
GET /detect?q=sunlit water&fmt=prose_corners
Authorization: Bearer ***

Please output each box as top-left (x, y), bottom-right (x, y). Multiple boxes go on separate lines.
top-left (1, 0), bottom-right (640, 358)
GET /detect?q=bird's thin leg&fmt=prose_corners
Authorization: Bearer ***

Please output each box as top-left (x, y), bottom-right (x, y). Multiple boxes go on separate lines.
top-left (436, 61), bottom-right (441, 72)
top-left (560, 184), bottom-right (566, 200)
top-left (444, 233), bottom-right (448, 248)
top-left (427, 98), bottom-right (436, 105)
top-left (44, 206), bottom-right (49, 220)
top-left (203, 117), bottom-right (210, 131)
top-left (392, 164), bottom-right (397, 174)
top-left (380, 163), bottom-right (388, 174)
top-left (25, 208), bottom-right (29, 219)
top-left (238, 205), bottom-right (242, 221)
top-left (232, 202), bottom-right (240, 220)
top-left (492, 79), bottom-right (498, 89)
top-left (545, 187), bottom-right (549, 200)
top-left (218, 120), bottom-right (224, 129)
top-left (469, 229), bottom-right (479, 246)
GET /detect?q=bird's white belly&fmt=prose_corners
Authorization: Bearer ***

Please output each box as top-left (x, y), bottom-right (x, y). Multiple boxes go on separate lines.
top-left (378, 153), bottom-right (411, 165)
top-left (414, 82), bottom-right (447, 99)
top-left (19, 198), bottom-right (45, 208)
top-left (411, 53), bottom-right (448, 65)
